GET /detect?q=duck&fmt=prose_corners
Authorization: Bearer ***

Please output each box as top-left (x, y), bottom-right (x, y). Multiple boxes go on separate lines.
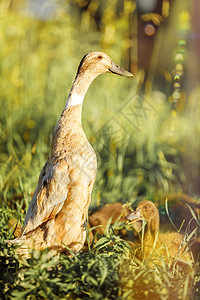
top-left (7, 52), bottom-right (133, 257)
top-left (125, 200), bottom-right (193, 265)
top-left (9, 193), bottom-right (200, 241)
top-left (157, 193), bottom-right (200, 235)
top-left (88, 202), bottom-right (131, 237)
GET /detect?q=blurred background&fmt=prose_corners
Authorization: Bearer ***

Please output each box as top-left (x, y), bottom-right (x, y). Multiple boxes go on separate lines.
top-left (0, 0), bottom-right (199, 218)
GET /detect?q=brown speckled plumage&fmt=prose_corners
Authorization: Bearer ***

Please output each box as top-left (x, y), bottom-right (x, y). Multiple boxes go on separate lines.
top-left (8, 52), bottom-right (133, 256)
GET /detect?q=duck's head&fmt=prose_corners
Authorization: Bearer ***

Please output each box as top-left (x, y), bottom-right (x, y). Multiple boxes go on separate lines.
top-left (67, 52), bottom-right (133, 107)
top-left (77, 52), bottom-right (133, 78)
top-left (125, 200), bottom-right (160, 234)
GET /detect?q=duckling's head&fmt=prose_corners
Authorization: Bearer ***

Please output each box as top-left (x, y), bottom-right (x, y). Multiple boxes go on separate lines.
top-left (76, 52), bottom-right (133, 78)
top-left (126, 200), bottom-right (160, 235)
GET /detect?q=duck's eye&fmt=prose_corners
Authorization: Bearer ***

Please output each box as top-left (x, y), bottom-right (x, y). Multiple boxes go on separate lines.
top-left (98, 55), bottom-right (103, 60)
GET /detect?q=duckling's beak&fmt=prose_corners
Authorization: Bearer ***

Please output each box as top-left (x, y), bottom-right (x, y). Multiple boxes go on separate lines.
top-left (109, 61), bottom-right (133, 77)
top-left (125, 209), bottom-right (142, 224)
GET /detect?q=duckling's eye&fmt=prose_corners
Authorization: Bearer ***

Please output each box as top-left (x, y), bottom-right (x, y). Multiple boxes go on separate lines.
top-left (98, 55), bottom-right (103, 60)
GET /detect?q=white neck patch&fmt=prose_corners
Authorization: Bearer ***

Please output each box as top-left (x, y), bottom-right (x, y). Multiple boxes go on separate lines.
top-left (65, 92), bottom-right (84, 108)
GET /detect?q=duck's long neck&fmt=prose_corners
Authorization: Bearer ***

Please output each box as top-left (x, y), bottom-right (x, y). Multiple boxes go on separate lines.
top-left (146, 214), bottom-right (160, 242)
top-left (65, 70), bottom-right (97, 110)
top-left (51, 70), bottom-right (98, 156)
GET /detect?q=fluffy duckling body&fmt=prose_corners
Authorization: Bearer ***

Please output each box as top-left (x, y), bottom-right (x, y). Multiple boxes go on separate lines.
top-left (8, 52), bottom-right (133, 257)
top-left (126, 200), bottom-right (193, 264)
top-left (89, 202), bottom-right (131, 236)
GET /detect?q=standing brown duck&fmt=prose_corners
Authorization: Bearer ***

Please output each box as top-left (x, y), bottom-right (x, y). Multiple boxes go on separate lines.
top-left (126, 200), bottom-right (193, 264)
top-left (8, 52), bottom-right (133, 256)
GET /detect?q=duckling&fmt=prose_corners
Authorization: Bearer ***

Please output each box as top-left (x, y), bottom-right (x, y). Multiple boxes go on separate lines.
top-left (89, 202), bottom-right (131, 236)
top-left (7, 52), bottom-right (133, 257)
top-left (158, 193), bottom-right (200, 235)
top-left (82, 202), bottom-right (131, 250)
top-left (126, 200), bottom-right (193, 264)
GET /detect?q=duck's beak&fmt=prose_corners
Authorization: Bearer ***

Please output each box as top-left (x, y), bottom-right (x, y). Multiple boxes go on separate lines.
top-left (125, 209), bottom-right (142, 224)
top-left (109, 61), bottom-right (133, 77)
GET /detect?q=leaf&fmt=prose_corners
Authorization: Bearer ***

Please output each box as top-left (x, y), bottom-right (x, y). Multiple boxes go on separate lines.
top-left (99, 266), bottom-right (108, 286)
top-left (11, 290), bottom-right (29, 299)
top-left (165, 198), bottom-right (179, 232)
top-left (94, 237), bottom-right (110, 249)
top-left (86, 275), bottom-right (98, 286)
top-left (186, 204), bottom-right (200, 227)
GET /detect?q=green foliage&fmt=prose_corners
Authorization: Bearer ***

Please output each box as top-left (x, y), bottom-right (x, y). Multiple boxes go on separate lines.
top-left (119, 254), bottom-right (197, 300)
top-left (0, 235), bottom-right (129, 300)
top-left (0, 233), bottom-right (199, 300)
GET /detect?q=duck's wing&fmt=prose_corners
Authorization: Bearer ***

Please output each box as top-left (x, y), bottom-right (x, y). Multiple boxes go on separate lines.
top-left (21, 158), bottom-right (70, 235)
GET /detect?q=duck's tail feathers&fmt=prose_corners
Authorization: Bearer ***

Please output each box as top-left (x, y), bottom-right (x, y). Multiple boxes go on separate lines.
top-left (5, 237), bottom-right (32, 258)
